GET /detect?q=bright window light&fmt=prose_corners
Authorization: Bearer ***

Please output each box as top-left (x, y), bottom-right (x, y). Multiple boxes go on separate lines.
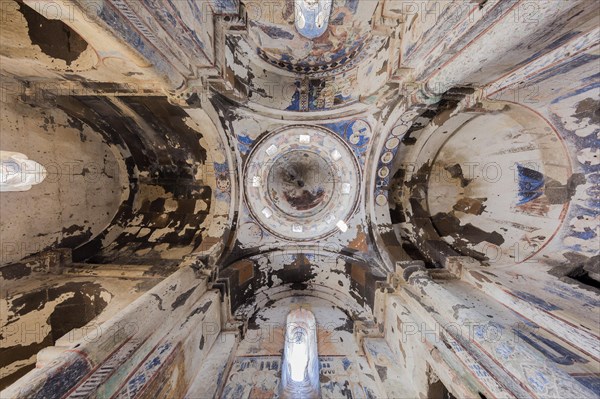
top-left (288, 328), bottom-right (309, 382)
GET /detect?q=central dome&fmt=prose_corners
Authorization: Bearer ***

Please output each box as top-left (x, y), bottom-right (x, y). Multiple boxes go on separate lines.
top-left (244, 125), bottom-right (360, 241)
top-left (267, 150), bottom-right (334, 217)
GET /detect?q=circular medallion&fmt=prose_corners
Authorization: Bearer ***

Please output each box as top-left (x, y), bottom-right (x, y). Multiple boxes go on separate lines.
top-left (401, 111), bottom-right (420, 122)
top-left (385, 137), bottom-right (400, 150)
top-left (381, 151), bottom-right (394, 164)
top-left (376, 193), bottom-right (388, 206)
top-left (391, 124), bottom-right (409, 137)
top-left (244, 125), bottom-right (360, 241)
top-left (378, 166), bottom-right (390, 179)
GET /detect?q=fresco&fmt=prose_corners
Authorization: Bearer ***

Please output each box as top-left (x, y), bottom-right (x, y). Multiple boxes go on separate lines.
top-left (245, 0), bottom-right (375, 68)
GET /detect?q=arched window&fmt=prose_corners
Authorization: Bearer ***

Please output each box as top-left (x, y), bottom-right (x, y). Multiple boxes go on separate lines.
top-left (289, 327), bottom-right (310, 382)
top-left (281, 308), bottom-right (320, 398)
top-left (0, 151), bottom-right (47, 192)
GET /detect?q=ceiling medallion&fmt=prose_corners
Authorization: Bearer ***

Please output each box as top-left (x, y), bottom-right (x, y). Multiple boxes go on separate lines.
top-left (244, 125), bottom-right (360, 241)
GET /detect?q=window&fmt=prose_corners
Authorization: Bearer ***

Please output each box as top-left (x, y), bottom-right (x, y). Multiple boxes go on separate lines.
top-left (281, 308), bottom-right (320, 398)
top-left (289, 327), bottom-right (310, 382)
top-left (0, 151), bottom-right (47, 192)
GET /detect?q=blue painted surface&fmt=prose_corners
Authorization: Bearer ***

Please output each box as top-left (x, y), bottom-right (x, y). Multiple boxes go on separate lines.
top-left (543, 282), bottom-right (600, 310)
top-left (516, 30), bottom-right (584, 69)
top-left (285, 84), bottom-right (301, 112)
top-left (495, 341), bottom-right (514, 360)
top-left (550, 81), bottom-right (600, 105)
top-left (548, 83), bottom-right (600, 257)
top-left (212, 0), bottom-right (239, 14)
top-left (528, 370), bottom-right (550, 393)
top-left (574, 375), bottom-right (600, 395)
top-left (516, 164), bottom-right (545, 205)
top-left (514, 329), bottom-right (587, 365)
top-left (295, 0), bottom-right (332, 39)
top-left (36, 357), bottom-right (92, 399)
top-left (513, 291), bottom-right (561, 311)
top-left (341, 357), bottom-right (351, 370)
top-left (236, 134), bottom-right (253, 154)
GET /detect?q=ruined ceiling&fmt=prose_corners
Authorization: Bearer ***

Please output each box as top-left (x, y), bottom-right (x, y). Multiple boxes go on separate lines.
top-left (0, 0), bottom-right (599, 395)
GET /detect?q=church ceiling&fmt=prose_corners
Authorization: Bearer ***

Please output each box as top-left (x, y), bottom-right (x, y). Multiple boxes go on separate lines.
top-left (0, 0), bottom-right (599, 395)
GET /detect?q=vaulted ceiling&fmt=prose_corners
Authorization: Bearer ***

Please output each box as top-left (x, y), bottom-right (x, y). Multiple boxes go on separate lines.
top-left (1, 0), bottom-right (599, 396)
